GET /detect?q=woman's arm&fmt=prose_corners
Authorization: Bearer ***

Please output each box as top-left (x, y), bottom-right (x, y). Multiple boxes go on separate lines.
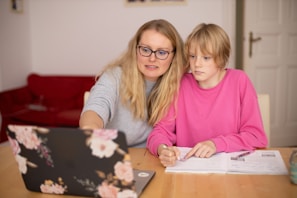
top-left (79, 68), bottom-right (120, 130)
top-left (79, 110), bottom-right (104, 129)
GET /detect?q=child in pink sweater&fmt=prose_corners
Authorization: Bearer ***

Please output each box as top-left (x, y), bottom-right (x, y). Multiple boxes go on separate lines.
top-left (147, 23), bottom-right (268, 167)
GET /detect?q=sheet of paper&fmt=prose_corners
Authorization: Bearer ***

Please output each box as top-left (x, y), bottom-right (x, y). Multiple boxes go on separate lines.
top-left (165, 147), bottom-right (288, 175)
top-left (166, 147), bottom-right (228, 173)
top-left (227, 150), bottom-right (288, 175)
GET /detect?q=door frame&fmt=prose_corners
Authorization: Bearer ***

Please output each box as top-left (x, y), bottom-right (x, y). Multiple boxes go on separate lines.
top-left (235, 0), bottom-right (244, 70)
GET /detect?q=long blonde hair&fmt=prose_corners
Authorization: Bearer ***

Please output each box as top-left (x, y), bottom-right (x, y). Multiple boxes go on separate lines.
top-left (97, 19), bottom-right (186, 125)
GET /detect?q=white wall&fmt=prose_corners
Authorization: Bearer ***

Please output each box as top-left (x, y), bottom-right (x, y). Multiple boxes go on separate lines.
top-left (0, 0), bottom-right (31, 91)
top-left (0, 0), bottom-right (235, 91)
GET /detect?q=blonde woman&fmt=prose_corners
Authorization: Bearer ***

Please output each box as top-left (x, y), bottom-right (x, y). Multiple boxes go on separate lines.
top-left (80, 19), bottom-right (186, 147)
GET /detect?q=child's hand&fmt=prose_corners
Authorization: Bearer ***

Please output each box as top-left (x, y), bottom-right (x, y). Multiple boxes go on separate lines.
top-left (184, 140), bottom-right (216, 160)
top-left (158, 145), bottom-right (181, 167)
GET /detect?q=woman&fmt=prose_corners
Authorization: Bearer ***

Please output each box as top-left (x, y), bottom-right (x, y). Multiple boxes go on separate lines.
top-left (147, 23), bottom-right (268, 166)
top-left (80, 19), bottom-right (186, 147)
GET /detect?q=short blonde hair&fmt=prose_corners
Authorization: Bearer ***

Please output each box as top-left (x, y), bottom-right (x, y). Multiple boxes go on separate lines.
top-left (185, 23), bottom-right (230, 70)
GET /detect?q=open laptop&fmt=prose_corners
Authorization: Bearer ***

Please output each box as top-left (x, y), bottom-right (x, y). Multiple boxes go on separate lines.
top-left (6, 124), bottom-right (155, 197)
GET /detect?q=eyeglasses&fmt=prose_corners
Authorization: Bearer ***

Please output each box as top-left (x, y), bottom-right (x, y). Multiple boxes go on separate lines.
top-left (137, 45), bottom-right (175, 60)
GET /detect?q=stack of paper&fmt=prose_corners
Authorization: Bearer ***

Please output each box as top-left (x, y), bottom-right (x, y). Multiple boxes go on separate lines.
top-left (165, 147), bottom-right (288, 175)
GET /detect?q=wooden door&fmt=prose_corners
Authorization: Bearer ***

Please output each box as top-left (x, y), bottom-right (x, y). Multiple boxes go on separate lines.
top-left (243, 0), bottom-right (297, 146)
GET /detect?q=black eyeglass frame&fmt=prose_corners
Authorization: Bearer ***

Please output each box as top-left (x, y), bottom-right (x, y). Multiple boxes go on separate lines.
top-left (137, 45), bottom-right (175, 60)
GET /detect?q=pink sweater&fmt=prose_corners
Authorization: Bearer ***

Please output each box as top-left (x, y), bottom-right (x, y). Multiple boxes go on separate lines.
top-left (147, 69), bottom-right (268, 156)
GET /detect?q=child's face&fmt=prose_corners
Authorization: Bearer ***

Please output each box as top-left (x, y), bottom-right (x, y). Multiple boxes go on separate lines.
top-left (188, 46), bottom-right (222, 89)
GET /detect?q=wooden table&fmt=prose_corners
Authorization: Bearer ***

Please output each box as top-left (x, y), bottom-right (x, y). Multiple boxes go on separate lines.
top-left (0, 144), bottom-right (297, 198)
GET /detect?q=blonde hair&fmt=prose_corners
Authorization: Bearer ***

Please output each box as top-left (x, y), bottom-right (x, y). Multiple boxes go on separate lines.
top-left (184, 23), bottom-right (230, 71)
top-left (97, 19), bottom-right (186, 125)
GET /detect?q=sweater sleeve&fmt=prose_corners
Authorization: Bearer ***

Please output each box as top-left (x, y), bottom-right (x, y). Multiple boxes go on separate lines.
top-left (212, 72), bottom-right (268, 152)
top-left (82, 67), bottom-right (120, 126)
top-left (147, 103), bottom-right (177, 156)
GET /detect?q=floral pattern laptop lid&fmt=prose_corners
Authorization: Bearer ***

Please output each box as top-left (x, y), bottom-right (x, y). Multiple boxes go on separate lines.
top-left (6, 124), bottom-right (152, 198)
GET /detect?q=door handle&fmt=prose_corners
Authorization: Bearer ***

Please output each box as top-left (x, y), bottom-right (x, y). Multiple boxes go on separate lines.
top-left (249, 32), bottom-right (262, 58)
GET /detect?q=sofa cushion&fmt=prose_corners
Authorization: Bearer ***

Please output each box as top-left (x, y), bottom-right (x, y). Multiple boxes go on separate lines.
top-left (11, 109), bottom-right (57, 126)
top-left (55, 109), bottom-right (82, 126)
top-left (27, 74), bottom-right (94, 110)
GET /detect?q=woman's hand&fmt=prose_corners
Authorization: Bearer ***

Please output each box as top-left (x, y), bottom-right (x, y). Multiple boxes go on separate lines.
top-left (158, 144), bottom-right (181, 167)
top-left (184, 140), bottom-right (216, 160)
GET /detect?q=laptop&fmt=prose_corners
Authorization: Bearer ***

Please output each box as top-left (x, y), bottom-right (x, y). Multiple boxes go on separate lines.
top-left (6, 124), bottom-right (155, 197)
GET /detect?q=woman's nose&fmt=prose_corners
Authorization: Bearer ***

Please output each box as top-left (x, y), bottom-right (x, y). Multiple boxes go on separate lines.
top-left (149, 52), bottom-right (157, 61)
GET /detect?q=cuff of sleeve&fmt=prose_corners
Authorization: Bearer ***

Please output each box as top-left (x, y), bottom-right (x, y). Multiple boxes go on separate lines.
top-left (150, 141), bottom-right (172, 157)
top-left (212, 137), bottom-right (227, 153)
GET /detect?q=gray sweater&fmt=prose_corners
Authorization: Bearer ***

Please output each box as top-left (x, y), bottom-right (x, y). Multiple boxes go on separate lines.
top-left (82, 67), bottom-right (155, 147)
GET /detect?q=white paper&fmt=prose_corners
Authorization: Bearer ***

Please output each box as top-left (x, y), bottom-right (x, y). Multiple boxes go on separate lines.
top-left (165, 147), bottom-right (288, 175)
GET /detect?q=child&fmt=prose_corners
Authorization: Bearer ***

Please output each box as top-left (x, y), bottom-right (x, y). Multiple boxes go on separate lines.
top-left (147, 23), bottom-right (268, 167)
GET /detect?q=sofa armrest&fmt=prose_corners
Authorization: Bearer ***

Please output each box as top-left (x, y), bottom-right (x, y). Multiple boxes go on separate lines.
top-left (0, 86), bottom-right (33, 115)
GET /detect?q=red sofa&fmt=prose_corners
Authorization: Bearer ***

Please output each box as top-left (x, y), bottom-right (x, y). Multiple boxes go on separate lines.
top-left (0, 73), bottom-right (95, 143)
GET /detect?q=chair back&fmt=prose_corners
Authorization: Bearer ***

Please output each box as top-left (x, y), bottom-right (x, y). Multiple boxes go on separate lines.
top-left (257, 94), bottom-right (270, 147)
top-left (84, 91), bottom-right (90, 105)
